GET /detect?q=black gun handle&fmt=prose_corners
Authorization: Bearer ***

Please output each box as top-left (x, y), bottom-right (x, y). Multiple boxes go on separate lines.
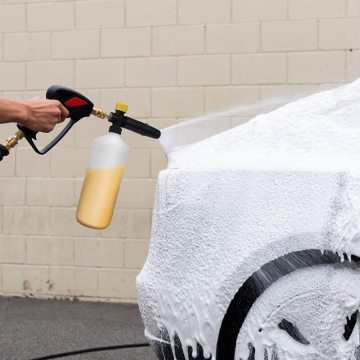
top-left (18, 120), bottom-right (76, 155)
top-left (21, 85), bottom-right (95, 154)
top-left (46, 85), bottom-right (94, 122)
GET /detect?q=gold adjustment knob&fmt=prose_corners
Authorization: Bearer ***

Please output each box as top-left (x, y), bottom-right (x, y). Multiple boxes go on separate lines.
top-left (115, 102), bottom-right (128, 113)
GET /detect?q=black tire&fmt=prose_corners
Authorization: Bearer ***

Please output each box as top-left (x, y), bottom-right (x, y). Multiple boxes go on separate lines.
top-left (216, 249), bottom-right (360, 360)
top-left (151, 249), bottom-right (360, 359)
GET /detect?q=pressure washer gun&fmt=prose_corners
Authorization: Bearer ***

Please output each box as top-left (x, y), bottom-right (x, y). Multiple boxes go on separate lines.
top-left (0, 85), bottom-right (161, 230)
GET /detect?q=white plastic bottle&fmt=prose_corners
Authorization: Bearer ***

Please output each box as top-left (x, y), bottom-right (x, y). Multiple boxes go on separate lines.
top-left (76, 132), bottom-right (129, 229)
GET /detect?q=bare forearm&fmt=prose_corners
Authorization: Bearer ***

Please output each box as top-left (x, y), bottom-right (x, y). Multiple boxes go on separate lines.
top-left (0, 98), bottom-right (28, 125)
top-left (0, 98), bottom-right (69, 133)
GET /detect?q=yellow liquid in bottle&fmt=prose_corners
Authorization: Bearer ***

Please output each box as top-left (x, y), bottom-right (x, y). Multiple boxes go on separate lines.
top-left (76, 164), bottom-right (125, 229)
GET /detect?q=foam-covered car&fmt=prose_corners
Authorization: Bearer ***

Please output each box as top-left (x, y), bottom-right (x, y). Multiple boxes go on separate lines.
top-left (137, 80), bottom-right (360, 360)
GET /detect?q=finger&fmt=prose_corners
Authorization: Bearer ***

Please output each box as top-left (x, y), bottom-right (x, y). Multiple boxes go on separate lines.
top-left (58, 103), bottom-right (69, 122)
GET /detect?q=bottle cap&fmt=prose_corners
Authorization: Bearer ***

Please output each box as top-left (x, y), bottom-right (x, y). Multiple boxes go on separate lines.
top-left (115, 103), bottom-right (128, 113)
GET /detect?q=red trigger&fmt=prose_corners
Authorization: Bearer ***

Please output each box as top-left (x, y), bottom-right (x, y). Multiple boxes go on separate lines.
top-left (64, 97), bottom-right (88, 107)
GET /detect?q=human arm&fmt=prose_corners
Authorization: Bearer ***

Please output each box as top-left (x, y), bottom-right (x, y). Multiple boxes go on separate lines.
top-left (0, 98), bottom-right (69, 133)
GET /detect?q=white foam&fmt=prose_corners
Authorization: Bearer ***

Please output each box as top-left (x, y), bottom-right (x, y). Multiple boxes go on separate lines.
top-left (165, 80), bottom-right (360, 172)
top-left (237, 265), bottom-right (360, 359)
top-left (137, 79), bottom-right (360, 360)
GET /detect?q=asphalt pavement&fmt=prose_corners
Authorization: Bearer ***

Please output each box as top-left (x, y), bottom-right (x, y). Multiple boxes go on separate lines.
top-left (0, 297), bottom-right (158, 360)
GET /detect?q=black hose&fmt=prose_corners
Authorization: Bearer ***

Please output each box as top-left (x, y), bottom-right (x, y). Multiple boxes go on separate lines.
top-left (0, 144), bottom-right (9, 161)
top-left (29, 342), bottom-right (150, 360)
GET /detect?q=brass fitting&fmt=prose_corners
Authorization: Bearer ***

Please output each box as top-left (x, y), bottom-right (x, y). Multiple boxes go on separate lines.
top-left (3, 130), bottom-right (24, 150)
top-left (91, 103), bottom-right (128, 119)
top-left (91, 107), bottom-right (109, 119)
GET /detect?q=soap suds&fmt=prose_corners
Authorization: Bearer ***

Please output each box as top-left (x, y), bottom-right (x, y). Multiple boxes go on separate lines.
top-left (137, 79), bottom-right (360, 360)
top-left (163, 80), bottom-right (360, 173)
top-left (237, 265), bottom-right (360, 360)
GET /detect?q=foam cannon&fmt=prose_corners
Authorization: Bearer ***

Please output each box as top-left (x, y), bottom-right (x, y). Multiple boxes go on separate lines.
top-left (0, 85), bottom-right (161, 229)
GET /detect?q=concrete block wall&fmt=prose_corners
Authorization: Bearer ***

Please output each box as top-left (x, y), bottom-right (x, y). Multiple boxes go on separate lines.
top-left (0, 0), bottom-right (358, 302)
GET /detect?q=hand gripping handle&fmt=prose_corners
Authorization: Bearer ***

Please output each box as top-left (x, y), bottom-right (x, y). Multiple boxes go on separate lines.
top-left (20, 85), bottom-right (94, 155)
